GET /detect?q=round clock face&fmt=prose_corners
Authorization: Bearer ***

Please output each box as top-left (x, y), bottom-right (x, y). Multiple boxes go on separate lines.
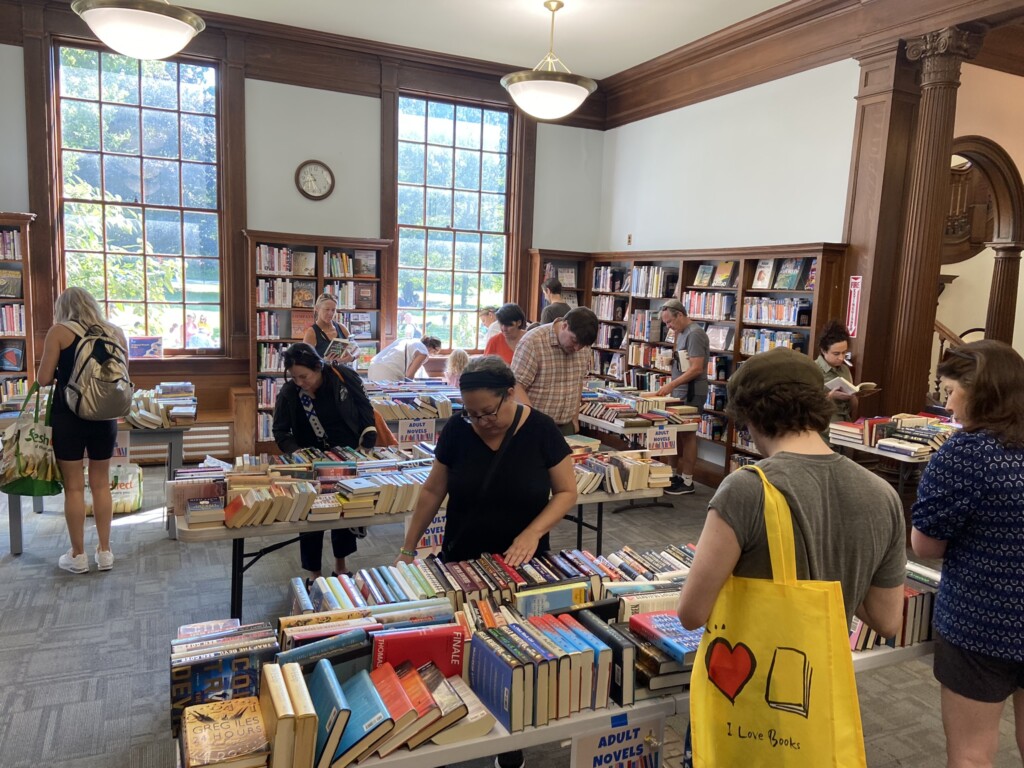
top-left (295, 160), bottom-right (335, 200)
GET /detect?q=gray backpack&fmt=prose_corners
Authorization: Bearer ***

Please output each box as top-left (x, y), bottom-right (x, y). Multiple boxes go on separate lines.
top-left (62, 321), bottom-right (133, 421)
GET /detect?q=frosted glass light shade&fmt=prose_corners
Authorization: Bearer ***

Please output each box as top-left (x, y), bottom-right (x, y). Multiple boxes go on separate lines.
top-left (501, 70), bottom-right (597, 121)
top-left (72, 0), bottom-right (205, 61)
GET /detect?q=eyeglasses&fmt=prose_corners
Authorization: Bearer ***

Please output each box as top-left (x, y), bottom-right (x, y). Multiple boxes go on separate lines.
top-left (461, 393), bottom-right (506, 424)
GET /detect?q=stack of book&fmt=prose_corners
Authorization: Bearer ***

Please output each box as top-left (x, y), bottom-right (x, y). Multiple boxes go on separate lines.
top-left (125, 382), bottom-right (197, 429)
top-left (179, 696), bottom-right (270, 768)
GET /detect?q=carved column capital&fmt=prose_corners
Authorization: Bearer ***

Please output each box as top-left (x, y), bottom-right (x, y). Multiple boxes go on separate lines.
top-left (905, 27), bottom-right (984, 84)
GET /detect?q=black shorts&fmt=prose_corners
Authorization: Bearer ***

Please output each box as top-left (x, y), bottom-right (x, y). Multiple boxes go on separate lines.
top-left (934, 632), bottom-right (1024, 702)
top-left (51, 410), bottom-right (118, 462)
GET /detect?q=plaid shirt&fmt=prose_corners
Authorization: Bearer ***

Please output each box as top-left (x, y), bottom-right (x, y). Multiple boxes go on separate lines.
top-left (511, 323), bottom-right (590, 425)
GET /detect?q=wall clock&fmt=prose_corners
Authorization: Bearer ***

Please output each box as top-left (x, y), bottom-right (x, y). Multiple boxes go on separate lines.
top-left (294, 159), bottom-right (335, 200)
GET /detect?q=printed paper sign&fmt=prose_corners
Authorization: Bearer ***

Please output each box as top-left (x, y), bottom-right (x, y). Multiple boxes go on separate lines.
top-left (646, 424), bottom-right (678, 456)
top-left (570, 711), bottom-right (665, 768)
top-left (398, 418), bottom-right (436, 447)
top-left (404, 508), bottom-right (446, 557)
top-left (846, 276), bottom-right (862, 339)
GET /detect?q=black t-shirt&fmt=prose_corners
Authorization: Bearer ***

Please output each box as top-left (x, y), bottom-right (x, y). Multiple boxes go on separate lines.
top-left (311, 321), bottom-right (347, 356)
top-left (434, 407), bottom-right (571, 561)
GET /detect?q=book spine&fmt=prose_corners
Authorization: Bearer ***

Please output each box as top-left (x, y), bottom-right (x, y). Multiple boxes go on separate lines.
top-left (491, 553), bottom-right (528, 586)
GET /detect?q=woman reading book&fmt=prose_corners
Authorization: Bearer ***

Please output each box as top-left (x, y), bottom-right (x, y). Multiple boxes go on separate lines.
top-left (273, 343), bottom-right (377, 584)
top-left (302, 293), bottom-right (354, 364)
top-left (815, 320), bottom-right (857, 423)
top-left (911, 341), bottom-right (1024, 768)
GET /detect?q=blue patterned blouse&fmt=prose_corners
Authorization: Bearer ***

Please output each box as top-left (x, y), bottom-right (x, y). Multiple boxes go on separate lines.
top-left (912, 430), bottom-right (1024, 661)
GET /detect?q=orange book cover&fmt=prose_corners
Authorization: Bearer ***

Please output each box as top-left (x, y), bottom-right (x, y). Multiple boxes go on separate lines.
top-left (374, 661), bottom-right (440, 756)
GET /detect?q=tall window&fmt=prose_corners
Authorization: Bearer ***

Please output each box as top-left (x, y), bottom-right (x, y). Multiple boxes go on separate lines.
top-left (396, 96), bottom-right (510, 349)
top-left (56, 46), bottom-right (221, 351)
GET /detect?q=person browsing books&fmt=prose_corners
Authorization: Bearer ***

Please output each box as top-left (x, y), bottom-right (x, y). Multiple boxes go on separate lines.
top-left (479, 306), bottom-right (501, 344)
top-left (511, 307), bottom-right (598, 436)
top-left (816, 320), bottom-right (857, 423)
top-left (911, 341), bottom-right (1024, 768)
top-left (484, 303), bottom-right (528, 364)
top-left (539, 277), bottom-right (570, 324)
top-left (37, 287), bottom-right (129, 574)
top-left (366, 336), bottom-right (441, 382)
top-left (273, 343), bottom-right (377, 582)
top-left (677, 347), bottom-right (906, 635)
top-left (443, 348), bottom-right (469, 387)
top-left (302, 293), bottom-right (354, 364)
top-left (655, 298), bottom-right (709, 495)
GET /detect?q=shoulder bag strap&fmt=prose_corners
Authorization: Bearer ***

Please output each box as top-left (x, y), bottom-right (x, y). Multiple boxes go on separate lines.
top-left (741, 465), bottom-right (798, 585)
top-left (298, 390), bottom-right (328, 445)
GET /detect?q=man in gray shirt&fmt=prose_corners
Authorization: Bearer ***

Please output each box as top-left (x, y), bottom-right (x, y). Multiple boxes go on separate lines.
top-left (677, 347), bottom-right (906, 635)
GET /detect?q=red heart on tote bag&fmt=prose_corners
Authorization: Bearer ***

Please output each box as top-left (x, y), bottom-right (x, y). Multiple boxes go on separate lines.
top-left (706, 637), bottom-right (757, 703)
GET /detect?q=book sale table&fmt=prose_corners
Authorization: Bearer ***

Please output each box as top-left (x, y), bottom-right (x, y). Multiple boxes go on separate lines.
top-left (837, 442), bottom-right (932, 494)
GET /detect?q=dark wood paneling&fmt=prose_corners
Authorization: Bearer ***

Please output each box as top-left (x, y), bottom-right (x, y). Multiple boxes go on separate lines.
top-left (222, 33), bottom-right (249, 360)
top-left (379, 60), bottom-right (399, 346)
top-left (244, 35), bottom-right (382, 97)
top-left (509, 115), bottom-right (537, 312)
top-left (0, 1), bottom-right (20, 44)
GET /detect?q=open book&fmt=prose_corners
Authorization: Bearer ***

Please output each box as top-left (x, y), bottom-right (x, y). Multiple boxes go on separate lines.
top-left (825, 378), bottom-right (879, 396)
top-left (324, 337), bottom-right (361, 363)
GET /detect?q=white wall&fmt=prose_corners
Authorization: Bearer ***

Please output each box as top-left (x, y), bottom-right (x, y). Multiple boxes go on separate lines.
top-left (0, 44), bottom-right (30, 213)
top-left (596, 60), bottom-right (860, 252)
top-left (245, 80), bottom-right (381, 237)
top-left (533, 123), bottom-right (604, 251)
top-left (938, 64), bottom-right (1024, 354)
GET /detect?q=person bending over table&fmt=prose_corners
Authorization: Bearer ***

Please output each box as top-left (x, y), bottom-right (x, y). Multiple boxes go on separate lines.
top-left (367, 336), bottom-right (441, 381)
top-left (273, 342), bottom-right (377, 582)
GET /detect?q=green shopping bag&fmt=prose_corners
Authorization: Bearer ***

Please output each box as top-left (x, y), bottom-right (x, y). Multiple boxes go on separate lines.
top-left (0, 382), bottom-right (63, 496)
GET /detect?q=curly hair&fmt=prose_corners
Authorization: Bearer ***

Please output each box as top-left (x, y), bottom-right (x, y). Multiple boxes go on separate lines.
top-left (726, 381), bottom-right (835, 438)
top-left (818, 320), bottom-right (851, 353)
top-left (937, 339), bottom-right (1024, 447)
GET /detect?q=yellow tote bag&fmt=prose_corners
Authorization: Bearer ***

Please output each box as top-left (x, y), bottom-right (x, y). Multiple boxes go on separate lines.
top-left (689, 466), bottom-right (867, 767)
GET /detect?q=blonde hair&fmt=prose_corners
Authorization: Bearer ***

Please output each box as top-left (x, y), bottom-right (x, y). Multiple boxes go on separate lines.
top-left (314, 293), bottom-right (339, 314)
top-left (54, 287), bottom-right (120, 337)
top-left (444, 348), bottom-right (470, 386)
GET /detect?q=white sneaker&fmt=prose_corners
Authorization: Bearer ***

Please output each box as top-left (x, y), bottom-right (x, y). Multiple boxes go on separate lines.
top-left (95, 547), bottom-right (114, 571)
top-left (58, 549), bottom-right (89, 574)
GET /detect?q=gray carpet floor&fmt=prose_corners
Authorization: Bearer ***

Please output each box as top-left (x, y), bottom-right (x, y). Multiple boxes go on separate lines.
top-left (0, 467), bottom-right (1021, 768)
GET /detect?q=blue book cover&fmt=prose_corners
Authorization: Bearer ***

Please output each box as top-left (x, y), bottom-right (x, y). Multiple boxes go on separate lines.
top-left (334, 669), bottom-right (394, 767)
top-left (629, 611), bottom-right (704, 665)
top-left (370, 567), bottom-right (399, 603)
top-left (377, 565), bottom-right (411, 602)
top-left (467, 631), bottom-right (525, 733)
top-left (275, 628), bottom-right (368, 667)
top-left (307, 658), bottom-right (351, 768)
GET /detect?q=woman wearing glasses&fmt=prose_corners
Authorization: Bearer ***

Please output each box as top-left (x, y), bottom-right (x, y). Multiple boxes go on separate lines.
top-left (397, 355), bottom-right (577, 567)
top-left (912, 340), bottom-right (1024, 767)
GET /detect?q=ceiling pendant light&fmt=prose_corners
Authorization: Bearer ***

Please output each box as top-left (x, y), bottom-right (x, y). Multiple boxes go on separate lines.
top-left (501, 0), bottom-right (597, 121)
top-left (71, 0), bottom-right (206, 61)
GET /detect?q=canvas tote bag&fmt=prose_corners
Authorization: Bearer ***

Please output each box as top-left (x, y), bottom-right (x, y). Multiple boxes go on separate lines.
top-left (0, 382), bottom-right (63, 496)
top-left (689, 465), bottom-right (867, 767)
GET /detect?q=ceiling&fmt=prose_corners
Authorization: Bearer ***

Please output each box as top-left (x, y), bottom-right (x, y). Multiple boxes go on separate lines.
top-left (181, 0), bottom-right (791, 80)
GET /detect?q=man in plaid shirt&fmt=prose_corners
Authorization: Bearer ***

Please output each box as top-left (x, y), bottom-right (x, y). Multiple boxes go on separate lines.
top-left (511, 307), bottom-right (598, 435)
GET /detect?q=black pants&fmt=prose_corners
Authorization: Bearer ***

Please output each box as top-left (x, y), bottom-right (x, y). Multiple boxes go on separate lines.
top-left (299, 528), bottom-right (357, 572)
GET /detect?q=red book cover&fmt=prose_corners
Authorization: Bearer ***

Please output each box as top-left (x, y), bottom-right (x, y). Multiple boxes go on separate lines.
top-left (491, 553), bottom-right (528, 585)
top-left (369, 662), bottom-right (417, 734)
top-left (371, 624), bottom-right (468, 677)
top-left (338, 574), bottom-right (368, 609)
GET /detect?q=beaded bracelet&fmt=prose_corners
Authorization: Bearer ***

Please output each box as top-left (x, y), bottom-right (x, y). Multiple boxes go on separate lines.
top-left (399, 548), bottom-right (416, 557)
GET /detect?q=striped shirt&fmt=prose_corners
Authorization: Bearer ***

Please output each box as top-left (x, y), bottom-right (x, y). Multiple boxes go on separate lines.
top-left (912, 430), bottom-right (1024, 661)
top-left (510, 322), bottom-right (590, 426)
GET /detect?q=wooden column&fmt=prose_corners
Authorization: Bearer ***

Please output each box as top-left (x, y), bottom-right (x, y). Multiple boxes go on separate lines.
top-left (886, 27), bottom-right (983, 414)
top-left (985, 243), bottom-right (1023, 344)
top-left (841, 45), bottom-right (919, 390)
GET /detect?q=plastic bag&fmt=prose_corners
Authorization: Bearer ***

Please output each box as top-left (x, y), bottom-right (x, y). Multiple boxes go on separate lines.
top-left (85, 463), bottom-right (144, 515)
top-left (0, 383), bottom-right (63, 496)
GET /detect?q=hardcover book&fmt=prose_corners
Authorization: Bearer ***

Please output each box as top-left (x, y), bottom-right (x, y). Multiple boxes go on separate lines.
top-left (333, 669), bottom-right (394, 768)
top-left (306, 658), bottom-right (351, 768)
top-left (170, 647), bottom-right (276, 737)
top-left (292, 251), bottom-right (316, 276)
top-left (430, 675), bottom-right (497, 745)
top-left (361, 663), bottom-right (416, 759)
top-left (751, 259), bottom-right (776, 290)
top-left (374, 661), bottom-right (440, 757)
top-left (354, 284), bottom-right (377, 309)
top-left (293, 280), bottom-right (317, 309)
top-left (468, 631), bottom-right (525, 733)
top-left (405, 661), bottom-right (469, 748)
top-left (772, 258), bottom-right (806, 290)
top-left (575, 610), bottom-right (636, 707)
top-left (181, 696), bottom-right (270, 768)
top-left (710, 261), bottom-right (736, 288)
top-left (352, 250), bottom-right (378, 277)
top-left (371, 623), bottom-right (467, 677)
top-left (627, 610), bottom-right (704, 665)
top-left (282, 663), bottom-right (318, 768)
top-left (693, 264), bottom-right (715, 288)
top-left (259, 663), bottom-right (295, 768)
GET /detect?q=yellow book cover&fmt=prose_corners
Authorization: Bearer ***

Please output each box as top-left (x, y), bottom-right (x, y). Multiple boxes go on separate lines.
top-left (182, 695), bottom-right (270, 768)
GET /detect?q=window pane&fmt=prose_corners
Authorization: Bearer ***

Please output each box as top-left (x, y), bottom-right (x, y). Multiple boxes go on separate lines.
top-left (65, 251), bottom-right (106, 296)
top-left (109, 301), bottom-right (145, 334)
top-left (452, 273), bottom-right (479, 310)
top-left (398, 97), bottom-right (425, 142)
top-left (398, 269), bottom-right (424, 309)
top-left (480, 193), bottom-right (505, 232)
top-left (105, 205), bottom-right (143, 253)
top-left (64, 202), bottom-right (104, 251)
top-left (452, 311), bottom-right (478, 348)
top-left (61, 101), bottom-right (100, 150)
top-left (182, 163), bottom-right (217, 209)
top-left (398, 228), bottom-right (425, 268)
top-left (397, 141), bottom-right (424, 184)
top-left (455, 106), bottom-right (482, 149)
top-left (145, 208), bottom-right (182, 255)
top-left (424, 311), bottom-right (451, 347)
top-left (426, 189), bottom-right (452, 228)
top-left (481, 152), bottom-right (507, 193)
top-left (146, 256), bottom-right (183, 302)
top-left (483, 110), bottom-right (509, 152)
top-left (108, 254), bottom-right (144, 299)
top-left (453, 191), bottom-right (479, 230)
top-left (101, 53), bottom-right (139, 104)
top-left (482, 234), bottom-right (506, 272)
top-left (62, 151), bottom-right (101, 199)
top-left (181, 114), bottom-right (216, 162)
top-left (60, 48), bottom-right (98, 100)
top-left (103, 155), bottom-right (141, 203)
top-left (454, 233), bottom-right (480, 271)
top-left (426, 270), bottom-right (452, 308)
top-left (185, 305), bottom-right (219, 348)
top-left (141, 60), bottom-right (178, 109)
top-left (143, 158), bottom-right (180, 206)
top-left (454, 149), bottom-right (480, 191)
top-left (427, 102), bottom-right (454, 145)
top-left (183, 212), bottom-right (218, 257)
top-left (102, 104), bottom-right (140, 154)
top-left (397, 185), bottom-right (424, 226)
top-left (148, 303), bottom-right (182, 347)
top-left (481, 272), bottom-right (505, 308)
top-left (180, 65), bottom-right (216, 114)
top-left (142, 109), bottom-right (179, 158)
top-left (185, 258), bottom-right (220, 303)
top-left (426, 145), bottom-right (452, 187)
top-left (427, 231), bottom-right (453, 269)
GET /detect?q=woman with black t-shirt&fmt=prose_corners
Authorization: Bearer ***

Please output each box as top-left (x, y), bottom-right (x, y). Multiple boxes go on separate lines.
top-left (302, 293), bottom-right (354, 364)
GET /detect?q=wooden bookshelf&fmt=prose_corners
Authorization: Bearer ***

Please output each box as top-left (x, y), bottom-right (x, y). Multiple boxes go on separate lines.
top-left (527, 248), bottom-right (593, 324)
top-left (243, 230), bottom-right (392, 450)
top-left (0, 213), bottom-right (35, 403)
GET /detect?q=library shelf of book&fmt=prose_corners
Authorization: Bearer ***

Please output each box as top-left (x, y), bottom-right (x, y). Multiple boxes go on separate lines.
top-left (527, 248), bottom-right (592, 325)
top-left (243, 230), bottom-right (392, 450)
top-left (0, 213), bottom-right (35, 405)
top-left (582, 243), bottom-right (846, 487)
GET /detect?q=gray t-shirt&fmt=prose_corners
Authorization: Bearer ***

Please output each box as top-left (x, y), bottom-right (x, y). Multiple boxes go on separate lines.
top-left (671, 322), bottom-right (710, 407)
top-left (709, 452), bottom-right (907, 625)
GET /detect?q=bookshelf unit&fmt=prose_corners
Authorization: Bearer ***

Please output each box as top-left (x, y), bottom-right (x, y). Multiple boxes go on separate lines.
top-left (527, 249), bottom-right (592, 324)
top-left (244, 230), bottom-right (392, 449)
top-left (587, 243), bottom-right (846, 486)
top-left (0, 213), bottom-right (35, 404)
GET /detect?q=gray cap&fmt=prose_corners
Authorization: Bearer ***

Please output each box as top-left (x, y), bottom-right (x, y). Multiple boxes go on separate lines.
top-left (728, 347), bottom-right (824, 400)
